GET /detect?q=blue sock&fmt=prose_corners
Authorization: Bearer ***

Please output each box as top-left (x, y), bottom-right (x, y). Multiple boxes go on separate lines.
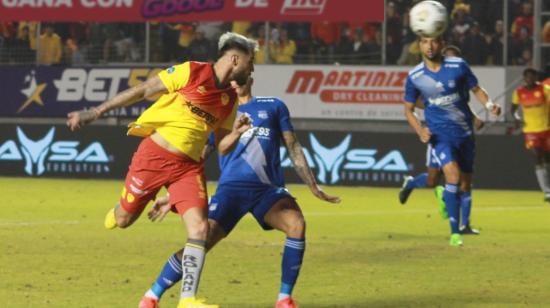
top-left (406, 173), bottom-right (428, 189)
top-left (443, 184), bottom-right (460, 234)
top-left (147, 253), bottom-right (183, 299)
top-left (279, 237), bottom-right (305, 299)
top-left (460, 191), bottom-right (472, 227)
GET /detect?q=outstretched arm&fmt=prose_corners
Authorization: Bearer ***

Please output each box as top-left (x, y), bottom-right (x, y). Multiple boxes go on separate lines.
top-left (282, 131), bottom-right (341, 204)
top-left (67, 76), bottom-right (168, 130)
top-left (471, 86), bottom-right (501, 116)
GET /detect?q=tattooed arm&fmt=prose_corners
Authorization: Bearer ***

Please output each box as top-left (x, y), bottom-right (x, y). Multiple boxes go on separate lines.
top-left (282, 131), bottom-right (341, 204)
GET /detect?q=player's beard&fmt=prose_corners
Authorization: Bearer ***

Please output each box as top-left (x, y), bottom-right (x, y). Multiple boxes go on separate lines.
top-left (233, 72), bottom-right (249, 86)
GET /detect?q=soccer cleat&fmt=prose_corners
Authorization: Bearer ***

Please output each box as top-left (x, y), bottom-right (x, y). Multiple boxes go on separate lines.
top-left (459, 225), bottom-right (480, 235)
top-left (275, 297), bottom-right (299, 308)
top-left (434, 185), bottom-right (448, 219)
top-left (398, 176), bottom-right (414, 204)
top-left (176, 297), bottom-right (218, 308)
top-left (104, 208), bottom-right (117, 229)
top-left (449, 233), bottom-right (463, 247)
top-left (139, 296), bottom-right (159, 308)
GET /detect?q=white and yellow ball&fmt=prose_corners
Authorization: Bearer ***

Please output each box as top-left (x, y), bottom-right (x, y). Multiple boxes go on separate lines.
top-left (409, 1), bottom-right (448, 38)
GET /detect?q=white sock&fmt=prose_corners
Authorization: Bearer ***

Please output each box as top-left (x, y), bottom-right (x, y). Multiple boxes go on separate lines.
top-left (144, 290), bottom-right (159, 300)
top-left (535, 165), bottom-right (550, 193)
top-left (278, 293), bottom-right (290, 301)
top-left (180, 240), bottom-right (206, 299)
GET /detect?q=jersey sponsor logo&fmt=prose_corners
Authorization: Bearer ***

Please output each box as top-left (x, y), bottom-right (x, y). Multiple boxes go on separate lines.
top-left (286, 69), bottom-right (407, 104)
top-left (0, 126), bottom-right (111, 176)
top-left (258, 110), bottom-right (268, 119)
top-left (280, 133), bottom-right (409, 184)
top-left (428, 93), bottom-right (460, 106)
top-left (281, 0), bottom-right (327, 15)
top-left (185, 101), bottom-right (218, 125)
top-left (241, 126), bottom-right (271, 140)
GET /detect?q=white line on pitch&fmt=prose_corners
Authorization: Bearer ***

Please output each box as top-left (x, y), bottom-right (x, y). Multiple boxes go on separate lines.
top-left (0, 206), bottom-right (546, 227)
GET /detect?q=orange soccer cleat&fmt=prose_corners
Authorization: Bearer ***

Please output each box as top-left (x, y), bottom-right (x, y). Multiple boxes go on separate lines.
top-left (275, 297), bottom-right (299, 308)
top-left (139, 296), bottom-right (159, 308)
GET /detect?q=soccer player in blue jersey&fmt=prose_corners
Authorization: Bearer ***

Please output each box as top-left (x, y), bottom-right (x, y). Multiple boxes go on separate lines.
top-left (139, 77), bottom-right (341, 308)
top-left (403, 36), bottom-right (501, 246)
top-left (399, 45), bottom-right (485, 220)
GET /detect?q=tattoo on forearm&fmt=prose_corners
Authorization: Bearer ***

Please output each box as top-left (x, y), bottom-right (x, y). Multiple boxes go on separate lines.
top-left (288, 141), bottom-right (316, 186)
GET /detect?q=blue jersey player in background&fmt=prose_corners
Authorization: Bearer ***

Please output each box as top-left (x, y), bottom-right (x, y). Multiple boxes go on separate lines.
top-left (141, 77), bottom-right (341, 308)
top-left (399, 45), bottom-right (485, 222)
top-left (403, 36), bottom-right (501, 247)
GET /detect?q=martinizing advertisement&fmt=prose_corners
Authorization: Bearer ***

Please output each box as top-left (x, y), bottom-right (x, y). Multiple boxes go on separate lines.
top-left (0, 65), bottom-right (506, 121)
top-left (0, 0), bottom-right (384, 22)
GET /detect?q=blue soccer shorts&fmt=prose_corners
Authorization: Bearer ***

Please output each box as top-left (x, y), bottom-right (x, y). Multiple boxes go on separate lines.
top-left (208, 185), bottom-right (293, 235)
top-left (430, 137), bottom-right (476, 173)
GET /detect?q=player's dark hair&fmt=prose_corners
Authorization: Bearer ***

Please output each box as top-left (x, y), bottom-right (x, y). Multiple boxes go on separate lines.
top-left (523, 68), bottom-right (538, 77)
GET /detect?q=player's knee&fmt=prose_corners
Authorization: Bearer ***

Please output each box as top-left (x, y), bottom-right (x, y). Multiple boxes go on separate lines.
top-left (115, 215), bottom-right (132, 229)
top-left (285, 214), bottom-right (306, 238)
top-left (188, 219), bottom-right (209, 240)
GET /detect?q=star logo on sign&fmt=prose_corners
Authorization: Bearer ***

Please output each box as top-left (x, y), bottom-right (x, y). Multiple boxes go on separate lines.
top-left (17, 71), bottom-right (47, 113)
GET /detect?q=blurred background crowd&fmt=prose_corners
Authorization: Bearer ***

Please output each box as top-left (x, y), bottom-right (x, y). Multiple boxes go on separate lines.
top-left (0, 0), bottom-right (547, 67)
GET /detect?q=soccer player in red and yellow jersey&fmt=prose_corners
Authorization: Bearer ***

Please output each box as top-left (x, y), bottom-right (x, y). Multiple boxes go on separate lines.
top-left (512, 68), bottom-right (550, 201)
top-left (66, 32), bottom-right (258, 308)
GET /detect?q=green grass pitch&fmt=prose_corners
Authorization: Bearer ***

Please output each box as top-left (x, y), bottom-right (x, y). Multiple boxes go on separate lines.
top-left (2, 177), bottom-right (550, 307)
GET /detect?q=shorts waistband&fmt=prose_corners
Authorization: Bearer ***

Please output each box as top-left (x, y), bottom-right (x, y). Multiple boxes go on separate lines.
top-left (140, 137), bottom-right (197, 163)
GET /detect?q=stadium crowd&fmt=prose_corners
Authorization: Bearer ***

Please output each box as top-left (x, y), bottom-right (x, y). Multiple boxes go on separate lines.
top-left (0, 0), bottom-right (543, 66)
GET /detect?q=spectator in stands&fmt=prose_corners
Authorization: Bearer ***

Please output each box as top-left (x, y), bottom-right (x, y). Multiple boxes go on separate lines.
top-left (232, 21), bottom-right (252, 36)
top-left (386, 1), bottom-right (403, 64)
top-left (449, 3), bottom-right (473, 46)
top-left (11, 26), bottom-right (34, 63)
top-left (486, 20), bottom-right (504, 65)
top-left (38, 24), bottom-right (62, 65)
top-left (510, 26), bottom-right (533, 65)
top-left (286, 22), bottom-right (312, 64)
top-left (159, 23), bottom-right (181, 62)
top-left (254, 24), bottom-right (267, 64)
top-left (462, 22), bottom-right (487, 65)
top-left (196, 22), bottom-right (225, 42)
top-left (310, 21), bottom-right (341, 64)
top-left (511, 1), bottom-right (533, 39)
top-left (270, 28), bottom-right (296, 64)
top-left (543, 20), bottom-right (550, 43)
top-left (189, 30), bottom-right (213, 62)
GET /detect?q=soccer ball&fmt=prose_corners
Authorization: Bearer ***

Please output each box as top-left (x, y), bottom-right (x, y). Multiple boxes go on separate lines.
top-left (409, 1), bottom-right (448, 38)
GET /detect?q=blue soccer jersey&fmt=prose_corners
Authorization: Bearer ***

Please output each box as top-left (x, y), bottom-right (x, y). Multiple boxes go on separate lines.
top-left (404, 57), bottom-right (478, 141)
top-left (214, 96), bottom-right (294, 189)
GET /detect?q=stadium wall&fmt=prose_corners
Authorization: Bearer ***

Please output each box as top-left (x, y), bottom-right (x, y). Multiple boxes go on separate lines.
top-left (0, 124), bottom-right (537, 190)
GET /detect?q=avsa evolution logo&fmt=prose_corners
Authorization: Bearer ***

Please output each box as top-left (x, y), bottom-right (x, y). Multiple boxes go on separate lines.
top-left (0, 127), bottom-right (111, 176)
top-left (280, 133), bottom-right (409, 184)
